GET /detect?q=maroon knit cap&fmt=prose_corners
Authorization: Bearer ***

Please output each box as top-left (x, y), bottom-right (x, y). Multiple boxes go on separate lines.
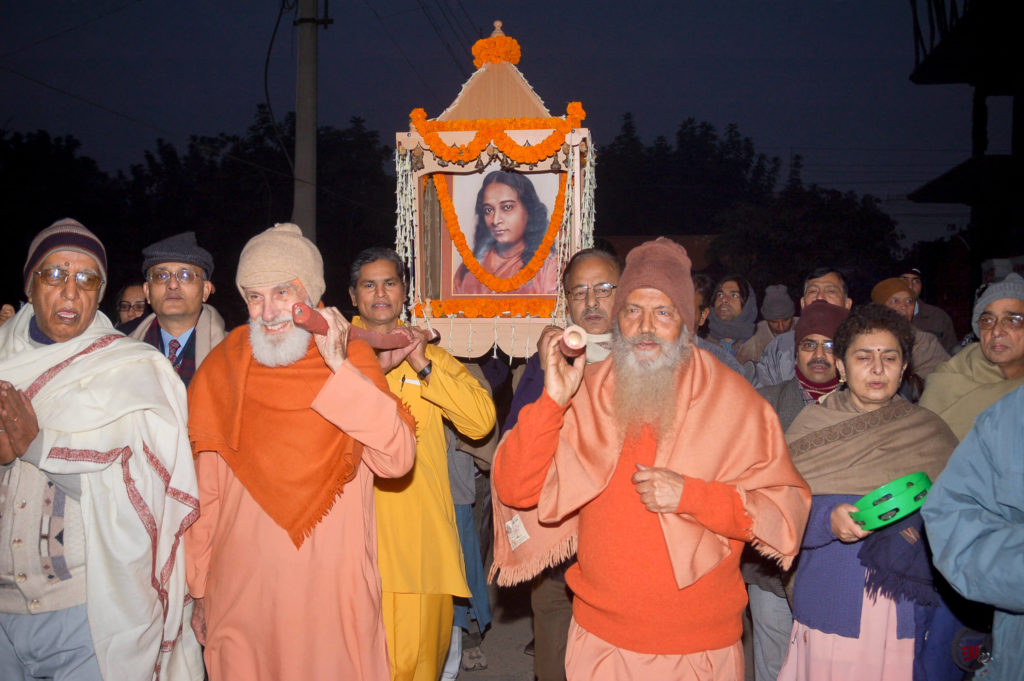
top-left (612, 237), bottom-right (695, 332)
top-left (794, 300), bottom-right (850, 343)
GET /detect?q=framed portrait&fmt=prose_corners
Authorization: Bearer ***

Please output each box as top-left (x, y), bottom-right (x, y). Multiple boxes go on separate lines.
top-left (437, 166), bottom-right (563, 298)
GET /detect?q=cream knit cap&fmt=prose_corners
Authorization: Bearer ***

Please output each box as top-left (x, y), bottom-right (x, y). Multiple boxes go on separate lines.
top-left (236, 223), bottom-right (325, 304)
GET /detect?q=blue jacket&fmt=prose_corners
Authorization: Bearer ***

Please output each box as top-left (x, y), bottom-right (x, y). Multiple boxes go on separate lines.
top-left (923, 386), bottom-right (1024, 680)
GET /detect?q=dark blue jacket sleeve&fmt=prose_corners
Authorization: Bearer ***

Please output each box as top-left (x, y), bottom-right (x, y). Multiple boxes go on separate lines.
top-left (501, 353), bottom-right (545, 436)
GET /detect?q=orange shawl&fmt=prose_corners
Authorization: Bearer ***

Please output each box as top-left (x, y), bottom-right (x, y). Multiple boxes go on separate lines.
top-left (188, 326), bottom-right (413, 547)
top-left (492, 348), bottom-right (811, 589)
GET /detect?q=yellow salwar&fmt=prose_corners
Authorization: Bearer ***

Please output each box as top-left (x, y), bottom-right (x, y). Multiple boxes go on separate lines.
top-left (354, 318), bottom-right (497, 681)
top-left (382, 592), bottom-right (454, 681)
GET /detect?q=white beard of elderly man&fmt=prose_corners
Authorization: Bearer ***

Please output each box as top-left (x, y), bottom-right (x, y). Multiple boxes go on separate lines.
top-left (184, 223), bottom-right (417, 681)
top-left (492, 237), bottom-right (811, 681)
top-left (0, 218), bottom-right (203, 681)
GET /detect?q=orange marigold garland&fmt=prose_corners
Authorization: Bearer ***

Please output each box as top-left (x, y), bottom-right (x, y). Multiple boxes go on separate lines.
top-left (472, 34), bottom-right (521, 68)
top-left (409, 103), bottom-right (586, 166)
top-left (415, 298), bottom-right (555, 319)
top-left (433, 172), bottom-right (566, 293)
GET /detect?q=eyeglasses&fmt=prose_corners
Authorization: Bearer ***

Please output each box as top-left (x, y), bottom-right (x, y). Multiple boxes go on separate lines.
top-left (568, 283), bottom-right (616, 301)
top-left (798, 339), bottom-right (835, 354)
top-left (34, 266), bottom-right (104, 291)
top-left (118, 301), bottom-right (147, 313)
top-left (977, 313), bottom-right (1024, 331)
top-left (148, 268), bottom-right (202, 285)
top-left (804, 284), bottom-right (844, 299)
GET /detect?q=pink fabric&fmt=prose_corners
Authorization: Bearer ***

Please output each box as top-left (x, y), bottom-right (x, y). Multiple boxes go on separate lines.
top-left (186, 361), bottom-right (416, 681)
top-left (778, 589), bottom-right (914, 681)
top-left (454, 248), bottom-right (560, 295)
top-left (565, 618), bottom-right (743, 681)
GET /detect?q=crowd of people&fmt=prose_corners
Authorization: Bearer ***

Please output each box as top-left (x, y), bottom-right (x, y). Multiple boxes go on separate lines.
top-left (0, 216), bottom-right (1021, 681)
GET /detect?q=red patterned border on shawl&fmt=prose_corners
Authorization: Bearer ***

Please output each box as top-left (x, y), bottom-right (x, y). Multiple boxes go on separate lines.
top-left (23, 334), bottom-right (121, 399)
top-left (48, 442), bottom-right (197, 677)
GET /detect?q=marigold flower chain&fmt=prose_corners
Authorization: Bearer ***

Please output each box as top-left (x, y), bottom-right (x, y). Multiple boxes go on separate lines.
top-left (433, 172), bottom-right (567, 293)
top-left (415, 298), bottom-right (555, 318)
top-left (472, 35), bottom-right (522, 68)
top-left (409, 104), bottom-right (586, 166)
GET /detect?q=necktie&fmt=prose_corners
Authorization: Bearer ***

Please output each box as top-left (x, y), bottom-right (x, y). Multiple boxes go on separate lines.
top-left (168, 339), bottom-right (181, 366)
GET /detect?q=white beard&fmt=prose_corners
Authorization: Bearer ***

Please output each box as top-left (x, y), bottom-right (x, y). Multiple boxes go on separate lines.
top-left (610, 325), bottom-right (693, 438)
top-left (249, 314), bottom-right (312, 367)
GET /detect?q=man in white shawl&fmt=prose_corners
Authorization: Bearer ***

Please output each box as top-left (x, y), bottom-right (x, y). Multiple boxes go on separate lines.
top-left (0, 218), bottom-right (202, 681)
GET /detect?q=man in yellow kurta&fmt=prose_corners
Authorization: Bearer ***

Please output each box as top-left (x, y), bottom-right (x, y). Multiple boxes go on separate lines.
top-left (349, 247), bottom-right (497, 681)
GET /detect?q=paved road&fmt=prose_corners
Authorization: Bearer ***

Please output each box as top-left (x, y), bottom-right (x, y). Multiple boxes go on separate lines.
top-left (459, 581), bottom-right (534, 681)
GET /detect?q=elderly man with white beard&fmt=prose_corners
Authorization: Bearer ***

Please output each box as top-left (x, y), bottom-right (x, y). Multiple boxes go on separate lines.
top-left (184, 223), bottom-right (417, 681)
top-left (493, 238), bottom-right (811, 680)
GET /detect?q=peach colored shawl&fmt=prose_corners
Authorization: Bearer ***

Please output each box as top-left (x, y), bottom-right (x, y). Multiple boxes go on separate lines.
top-left (492, 348), bottom-right (810, 589)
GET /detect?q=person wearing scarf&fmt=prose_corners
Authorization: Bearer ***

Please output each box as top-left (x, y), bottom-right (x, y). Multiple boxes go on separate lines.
top-left (778, 305), bottom-right (960, 681)
top-left (493, 238), bottom-right (810, 681)
top-left (1, 219), bottom-right (202, 681)
top-left (126, 231), bottom-right (227, 387)
top-left (707, 274), bottom-right (758, 356)
top-left (742, 299), bottom-right (848, 681)
top-left (919, 272), bottom-right (1024, 440)
top-left (493, 247), bottom-right (621, 681)
top-left (185, 224), bottom-right (417, 681)
top-left (736, 284), bottom-right (796, 365)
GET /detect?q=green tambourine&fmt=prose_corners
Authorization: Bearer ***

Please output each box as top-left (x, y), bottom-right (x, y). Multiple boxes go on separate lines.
top-left (850, 472), bottom-right (932, 531)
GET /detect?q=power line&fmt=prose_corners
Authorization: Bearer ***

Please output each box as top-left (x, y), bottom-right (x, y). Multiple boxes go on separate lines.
top-left (360, 0), bottom-right (446, 111)
top-left (264, 0), bottom-right (296, 171)
top-left (434, 0), bottom-right (473, 53)
top-left (454, 0), bottom-right (482, 39)
top-left (0, 0), bottom-right (146, 61)
top-left (0, 62), bottom-right (372, 208)
top-left (416, 0), bottom-right (469, 79)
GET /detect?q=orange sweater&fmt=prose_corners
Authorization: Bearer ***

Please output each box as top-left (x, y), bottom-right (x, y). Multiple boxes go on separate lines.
top-left (495, 392), bottom-right (753, 655)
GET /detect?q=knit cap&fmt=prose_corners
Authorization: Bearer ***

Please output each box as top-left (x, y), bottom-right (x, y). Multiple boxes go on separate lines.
top-left (236, 223), bottom-right (325, 304)
top-left (794, 300), bottom-right (850, 344)
top-left (612, 237), bottom-right (695, 332)
top-left (972, 272), bottom-right (1024, 336)
top-left (23, 218), bottom-right (108, 298)
top-left (761, 284), bottom-right (795, 320)
top-left (141, 231), bottom-right (214, 278)
top-left (871, 278), bottom-right (914, 305)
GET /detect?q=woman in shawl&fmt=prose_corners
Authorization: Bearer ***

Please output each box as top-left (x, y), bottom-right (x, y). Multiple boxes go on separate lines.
top-left (778, 305), bottom-right (960, 681)
top-left (454, 170), bottom-right (559, 295)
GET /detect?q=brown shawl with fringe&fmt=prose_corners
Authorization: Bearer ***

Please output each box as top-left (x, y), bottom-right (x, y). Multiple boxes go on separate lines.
top-left (491, 346), bottom-right (811, 588)
top-left (188, 326), bottom-right (413, 547)
top-left (785, 389), bottom-right (957, 495)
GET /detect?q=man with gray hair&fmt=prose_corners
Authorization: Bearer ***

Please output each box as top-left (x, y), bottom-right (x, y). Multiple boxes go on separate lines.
top-left (1, 218), bottom-right (202, 681)
top-left (920, 272), bottom-right (1024, 440)
top-left (185, 223), bottom-right (417, 681)
top-left (493, 238), bottom-right (809, 680)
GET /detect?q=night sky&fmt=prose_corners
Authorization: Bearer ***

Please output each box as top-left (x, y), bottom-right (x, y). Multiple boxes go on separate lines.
top-left (3, 1), bottom-right (1007, 244)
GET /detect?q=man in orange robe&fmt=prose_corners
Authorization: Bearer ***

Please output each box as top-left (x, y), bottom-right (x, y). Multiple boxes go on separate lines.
top-left (185, 223), bottom-right (417, 681)
top-left (493, 238), bottom-right (811, 680)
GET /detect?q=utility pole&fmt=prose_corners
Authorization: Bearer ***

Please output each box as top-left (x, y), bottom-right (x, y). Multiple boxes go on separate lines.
top-left (292, 0), bottom-right (331, 242)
